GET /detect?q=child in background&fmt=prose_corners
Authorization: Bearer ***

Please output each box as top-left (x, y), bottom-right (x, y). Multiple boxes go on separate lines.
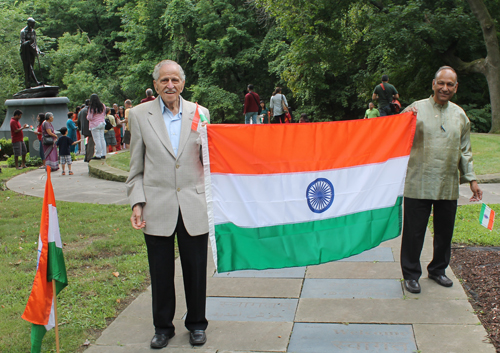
top-left (56, 127), bottom-right (81, 175)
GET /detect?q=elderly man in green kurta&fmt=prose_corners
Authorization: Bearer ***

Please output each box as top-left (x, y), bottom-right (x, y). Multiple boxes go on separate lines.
top-left (401, 66), bottom-right (483, 294)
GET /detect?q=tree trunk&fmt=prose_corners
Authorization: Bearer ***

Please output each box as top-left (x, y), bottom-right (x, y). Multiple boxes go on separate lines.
top-left (441, 0), bottom-right (500, 133)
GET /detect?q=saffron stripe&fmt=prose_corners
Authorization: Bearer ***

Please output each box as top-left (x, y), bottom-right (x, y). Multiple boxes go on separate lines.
top-left (207, 112), bottom-right (416, 175)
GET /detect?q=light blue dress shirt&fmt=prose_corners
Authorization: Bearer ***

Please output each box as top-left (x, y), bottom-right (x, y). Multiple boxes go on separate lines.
top-left (159, 98), bottom-right (183, 156)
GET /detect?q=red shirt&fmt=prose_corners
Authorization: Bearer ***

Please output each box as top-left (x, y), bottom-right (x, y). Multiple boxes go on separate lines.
top-left (140, 96), bottom-right (156, 104)
top-left (37, 124), bottom-right (43, 141)
top-left (244, 92), bottom-right (260, 114)
top-left (10, 118), bottom-right (23, 143)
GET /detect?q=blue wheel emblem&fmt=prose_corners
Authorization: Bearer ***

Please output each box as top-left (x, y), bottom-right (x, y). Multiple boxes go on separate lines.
top-left (306, 178), bottom-right (334, 213)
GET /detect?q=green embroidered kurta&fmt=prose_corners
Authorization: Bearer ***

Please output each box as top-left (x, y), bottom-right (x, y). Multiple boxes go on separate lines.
top-left (404, 97), bottom-right (476, 200)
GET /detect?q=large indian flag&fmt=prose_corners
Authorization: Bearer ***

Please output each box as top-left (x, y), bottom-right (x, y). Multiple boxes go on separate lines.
top-left (22, 167), bottom-right (68, 353)
top-left (202, 112), bottom-right (416, 273)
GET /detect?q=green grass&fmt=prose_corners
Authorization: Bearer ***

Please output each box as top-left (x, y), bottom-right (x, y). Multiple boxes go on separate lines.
top-left (0, 189), bottom-right (150, 353)
top-left (470, 133), bottom-right (500, 175)
top-left (0, 161), bottom-right (38, 189)
top-left (106, 151), bottom-right (130, 172)
top-left (428, 203), bottom-right (500, 246)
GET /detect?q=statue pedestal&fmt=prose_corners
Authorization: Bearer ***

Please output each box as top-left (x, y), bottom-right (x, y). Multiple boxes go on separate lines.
top-left (0, 97), bottom-right (70, 154)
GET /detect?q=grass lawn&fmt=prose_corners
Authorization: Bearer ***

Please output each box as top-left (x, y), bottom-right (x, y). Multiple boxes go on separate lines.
top-left (428, 203), bottom-right (500, 246)
top-left (106, 151), bottom-right (130, 172)
top-left (470, 133), bottom-right (500, 175)
top-left (0, 186), bottom-right (150, 352)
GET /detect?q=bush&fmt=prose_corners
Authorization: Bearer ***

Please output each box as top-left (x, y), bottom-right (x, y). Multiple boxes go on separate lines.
top-left (6, 152), bottom-right (42, 167)
top-left (462, 104), bottom-right (491, 133)
top-left (0, 137), bottom-right (30, 159)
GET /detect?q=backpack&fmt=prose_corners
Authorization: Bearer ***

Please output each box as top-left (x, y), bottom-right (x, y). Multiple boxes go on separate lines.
top-left (104, 118), bottom-right (113, 131)
top-left (380, 83), bottom-right (401, 113)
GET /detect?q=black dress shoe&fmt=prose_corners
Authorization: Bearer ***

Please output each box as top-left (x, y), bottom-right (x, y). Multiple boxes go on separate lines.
top-left (91, 156), bottom-right (101, 160)
top-left (404, 279), bottom-right (421, 293)
top-left (150, 332), bottom-right (175, 349)
top-left (428, 274), bottom-right (453, 287)
top-left (189, 330), bottom-right (207, 346)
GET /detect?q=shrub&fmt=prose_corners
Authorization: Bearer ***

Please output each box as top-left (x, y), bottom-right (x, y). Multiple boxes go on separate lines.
top-left (462, 104), bottom-right (491, 133)
top-left (0, 137), bottom-right (30, 159)
top-left (6, 152), bottom-right (42, 167)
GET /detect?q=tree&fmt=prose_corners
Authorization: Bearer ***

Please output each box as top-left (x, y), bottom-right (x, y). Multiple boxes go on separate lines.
top-left (442, 0), bottom-right (500, 132)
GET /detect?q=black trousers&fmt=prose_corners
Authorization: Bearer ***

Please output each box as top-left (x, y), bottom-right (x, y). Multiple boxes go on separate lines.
top-left (84, 135), bottom-right (95, 162)
top-left (144, 211), bottom-right (208, 335)
top-left (400, 197), bottom-right (457, 281)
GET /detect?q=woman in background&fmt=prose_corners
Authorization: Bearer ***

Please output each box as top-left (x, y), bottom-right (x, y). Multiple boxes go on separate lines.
top-left (86, 93), bottom-right (107, 159)
top-left (42, 112), bottom-right (59, 171)
top-left (66, 111), bottom-right (78, 153)
top-left (34, 113), bottom-right (46, 168)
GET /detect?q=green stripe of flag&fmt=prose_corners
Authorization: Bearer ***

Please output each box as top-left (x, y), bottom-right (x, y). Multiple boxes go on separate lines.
top-left (215, 197), bottom-right (403, 272)
top-left (47, 242), bottom-right (68, 294)
top-left (479, 203), bottom-right (486, 225)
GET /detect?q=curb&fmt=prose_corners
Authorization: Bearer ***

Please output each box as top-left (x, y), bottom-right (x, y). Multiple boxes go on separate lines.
top-left (477, 173), bottom-right (500, 184)
top-left (88, 158), bottom-right (129, 182)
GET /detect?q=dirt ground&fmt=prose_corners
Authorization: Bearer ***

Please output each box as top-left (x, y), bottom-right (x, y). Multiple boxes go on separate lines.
top-left (450, 247), bottom-right (500, 352)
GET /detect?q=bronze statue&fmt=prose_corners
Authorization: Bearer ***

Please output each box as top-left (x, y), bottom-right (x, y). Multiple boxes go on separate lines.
top-left (20, 17), bottom-right (44, 88)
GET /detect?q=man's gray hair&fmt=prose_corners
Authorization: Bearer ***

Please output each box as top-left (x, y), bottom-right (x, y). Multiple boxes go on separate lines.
top-left (434, 66), bottom-right (457, 81)
top-left (152, 60), bottom-right (185, 82)
top-left (146, 88), bottom-right (154, 97)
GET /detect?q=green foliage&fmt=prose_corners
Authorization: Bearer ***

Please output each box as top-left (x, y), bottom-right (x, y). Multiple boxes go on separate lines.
top-left (6, 153), bottom-right (42, 167)
top-left (463, 104), bottom-right (492, 133)
top-left (0, 137), bottom-right (30, 157)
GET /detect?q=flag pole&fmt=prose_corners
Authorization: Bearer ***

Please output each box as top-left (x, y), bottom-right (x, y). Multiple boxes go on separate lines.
top-left (52, 279), bottom-right (60, 353)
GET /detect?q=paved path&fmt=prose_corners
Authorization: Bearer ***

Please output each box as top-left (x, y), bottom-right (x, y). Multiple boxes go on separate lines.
top-left (7, 167), bottom-right (499, 352)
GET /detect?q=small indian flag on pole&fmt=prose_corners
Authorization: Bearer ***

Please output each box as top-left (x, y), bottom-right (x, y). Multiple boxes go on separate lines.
top-left (201, 112), bottom-right (417, 272)
top-left (479, 203), bottom-right (495, 230)
top-left (22, 166), bottom-right (68, 353)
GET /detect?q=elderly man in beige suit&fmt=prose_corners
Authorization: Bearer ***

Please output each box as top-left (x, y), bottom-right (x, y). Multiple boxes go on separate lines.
top-left (127, 60), bottom-right (210, 349)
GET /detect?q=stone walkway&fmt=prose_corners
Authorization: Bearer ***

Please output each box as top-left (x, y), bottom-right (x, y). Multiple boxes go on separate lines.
top-left (7, 162), bottom-right (500, 353)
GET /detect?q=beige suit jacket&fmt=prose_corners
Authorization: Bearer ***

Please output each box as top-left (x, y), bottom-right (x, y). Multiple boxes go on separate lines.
top-left (126, 97), bottom-right (210, 236)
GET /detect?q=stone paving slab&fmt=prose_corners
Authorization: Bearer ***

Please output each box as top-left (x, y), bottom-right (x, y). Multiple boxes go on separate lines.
top-left (207, 278), bottom-right (303, 298)
top-left (306, 262), bottom-right (402, 279)
top-left (295, 298), bottom-right (480, 324)
top-left (85, 345), bottom-right (218, 353)
top-left (287, 323), bottom-right (417, 353)
top-left (413, 324), bottom-right (496, 353)
top-left (403, 276), bottom-right (468, 300)
top-left (205, 297), bottom-right (298, 322)
top-left (301, 279), bottom-right (403, 299)
top-left (459, 182), bottom-right (500, 205)
top-left (213, 267), bottom-right (306, 278)
top-left (338, 247), bottom-right (394, 262)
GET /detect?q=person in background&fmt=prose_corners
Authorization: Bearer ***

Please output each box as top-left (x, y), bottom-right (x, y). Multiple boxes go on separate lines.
top-left (364, 102), bottom-right (380, 119)
top-left (258, 100), bottom-right (270, 124)
top-left (105, 107), bottom-right (117, 152)
top-left (122, 100), bottom-right (133, 149)
top-left (114, 108), bottom-right (123, 151)
top-left (79, 99), bottom-right (94, 162)
top-left (299, 113), bottom-right (310, 123)
top-left (118, 106), bottom-right (125, 149)
top-left (66, 111), bottom-right (78, 153)
top-left (86, 94), bottom-right (107, 159)
top-left (73, 106), bottom-right (82, 154)
top-left (372, 75), bottom-right (399, 117)
top-left (34, 113), bottom-right (46, 168)
top-left (10, 109), bottom-right (29, 169)
top-left (42, 112), bottom-right (59, 172)
top-left (269, 87), bottom-right (288, 124)
top-left (243, 84), bottom-right (260, 124)
top-left (141, 88), bottom-right (156, 103)
top-left (56, 126), bottom-right (81, 175)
